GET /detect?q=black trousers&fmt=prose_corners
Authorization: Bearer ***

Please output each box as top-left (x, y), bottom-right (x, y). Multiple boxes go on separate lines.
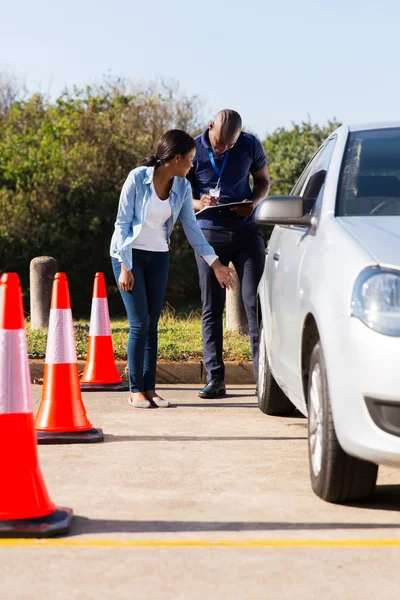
top-left (196, 226), bottom-right (265, 383)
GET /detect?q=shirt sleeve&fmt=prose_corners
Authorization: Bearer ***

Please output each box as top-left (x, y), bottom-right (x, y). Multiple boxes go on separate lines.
top-left (112, 172), bottom-right (137, 270)
top-left (251, 136), bottom-right (267, 173)
top-left (201, 254), bottom-right (219, 266)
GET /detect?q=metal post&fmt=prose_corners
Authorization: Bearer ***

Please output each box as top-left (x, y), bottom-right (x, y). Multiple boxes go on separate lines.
top-left (225, 262), bottom-right (249, 335)
top-left (29, 257), bottom-right (58, 330)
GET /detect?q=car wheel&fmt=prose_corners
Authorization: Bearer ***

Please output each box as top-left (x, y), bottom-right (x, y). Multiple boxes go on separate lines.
top-left (308, 341), bottom-right (378, 503)
top-left (257, 321), bottom-right (295, 416)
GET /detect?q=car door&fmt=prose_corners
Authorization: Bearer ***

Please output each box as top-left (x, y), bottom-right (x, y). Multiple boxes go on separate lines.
top-left (269, 138), bottom-right (337, 404)
top-left (262, 225), bottom-right (283, 374)
top-left (263, 150), bottom-right (316, 377)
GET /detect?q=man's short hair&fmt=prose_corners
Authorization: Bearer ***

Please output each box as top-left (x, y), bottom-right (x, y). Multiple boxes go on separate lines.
top-left (215, 109), bottom-right (242, 137)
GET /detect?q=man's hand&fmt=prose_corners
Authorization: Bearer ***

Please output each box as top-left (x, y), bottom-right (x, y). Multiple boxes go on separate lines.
top-left (211, 260), bottom-right (236, 290)
top-left (202, 193), bottom-right (219, 206)
top-left (194, 194), bottom-right (220, 212)
top-left (118, 266), bottom-right (134, 291)
top-left (230, 199), bottom-right (254, 218)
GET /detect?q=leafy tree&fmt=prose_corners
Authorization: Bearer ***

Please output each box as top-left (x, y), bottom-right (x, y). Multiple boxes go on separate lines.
top-left (0, 79), bottom-right (202, 314)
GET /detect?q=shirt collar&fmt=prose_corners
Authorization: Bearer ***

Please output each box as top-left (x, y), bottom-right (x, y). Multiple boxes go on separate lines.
top-left (143, 166), bottom-right (179, 195)
top-left (200, 129), bottom-right (212, 149)
top-left (144, 167), bottom-right (154, 184)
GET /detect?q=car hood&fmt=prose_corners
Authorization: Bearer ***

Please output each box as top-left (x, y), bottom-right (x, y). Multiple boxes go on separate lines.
top-left (337, 217), bottom-right (400, 269)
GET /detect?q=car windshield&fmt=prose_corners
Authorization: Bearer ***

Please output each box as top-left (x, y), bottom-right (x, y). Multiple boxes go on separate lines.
top-left (336, 127), bottom-right (400, 216)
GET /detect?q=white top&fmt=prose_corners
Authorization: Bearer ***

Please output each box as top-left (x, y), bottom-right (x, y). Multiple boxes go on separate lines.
top-left (123, 184), bottom-right (218, 266)
top-left (132, 187), bottom-right (172, 252)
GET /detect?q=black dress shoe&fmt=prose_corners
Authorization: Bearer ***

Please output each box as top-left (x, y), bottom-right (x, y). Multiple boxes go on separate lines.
top-left (199, 379), bottom-right (226, 399)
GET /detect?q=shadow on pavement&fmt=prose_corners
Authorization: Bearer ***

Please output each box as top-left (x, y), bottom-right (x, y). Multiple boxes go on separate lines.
top-left (171, 402), bottom-right (259, 408)
top-left (225, 394), bottom-right (257, 399)
top-left (69, 516), bottom-right (400, 536)
top-left (103, 434), bottom-right (307, 442)
top-left (346, 485), bottom-right (400, 512)
top-left (157, 390), bottom-right (256, 396)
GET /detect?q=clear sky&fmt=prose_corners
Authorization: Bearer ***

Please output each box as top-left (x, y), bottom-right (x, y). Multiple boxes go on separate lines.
top-left (1, 0), bottom-right (397, 137)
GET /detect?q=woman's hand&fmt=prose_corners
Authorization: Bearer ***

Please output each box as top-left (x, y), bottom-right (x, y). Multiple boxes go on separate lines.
top-left (118, 265), bottom-right (134, 291)
top-left (211, 260), bottom-right (236, 290)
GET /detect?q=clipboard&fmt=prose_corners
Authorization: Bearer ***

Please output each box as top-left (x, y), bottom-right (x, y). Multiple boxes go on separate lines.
top-left (195, 201), bottom-right (253, 218)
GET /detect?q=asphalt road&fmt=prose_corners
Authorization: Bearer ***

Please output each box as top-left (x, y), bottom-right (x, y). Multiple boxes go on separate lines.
top-left (2, 385), bottom-right (400, 599)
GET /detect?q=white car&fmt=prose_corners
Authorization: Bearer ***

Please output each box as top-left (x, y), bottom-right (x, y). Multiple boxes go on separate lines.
top-left (255, 122), bottom-right (400, 503)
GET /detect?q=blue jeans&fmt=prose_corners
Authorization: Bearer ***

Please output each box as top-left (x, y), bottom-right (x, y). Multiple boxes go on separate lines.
top-left (112, 250), bottom-right (169, 392)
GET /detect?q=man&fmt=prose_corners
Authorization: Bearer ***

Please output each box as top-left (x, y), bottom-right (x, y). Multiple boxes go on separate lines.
top-left (187, 109), bottom-right (270, 398)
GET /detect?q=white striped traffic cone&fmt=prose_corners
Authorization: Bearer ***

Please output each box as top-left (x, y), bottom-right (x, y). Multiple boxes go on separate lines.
top-left (34, 272), bottom-right (104, 444)
top-left (80, 272), bottom-right (128, 391)
top-left (0, 272), bottom-right (73, 537)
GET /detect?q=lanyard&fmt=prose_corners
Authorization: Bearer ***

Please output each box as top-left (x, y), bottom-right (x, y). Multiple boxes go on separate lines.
top-left (208, 149), bottom-right (230, 188)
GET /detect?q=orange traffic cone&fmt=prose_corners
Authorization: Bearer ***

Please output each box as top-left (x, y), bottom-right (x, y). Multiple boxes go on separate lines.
top-left (35, 273), bottom-right (104, 444)
top-left (0, 273), bottom-right (73, 537)
top-left (80, 272), bottom-right (128, 391)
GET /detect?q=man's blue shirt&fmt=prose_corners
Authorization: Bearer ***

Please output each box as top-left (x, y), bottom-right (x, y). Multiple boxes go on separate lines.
top-left (187, 129), bottom-right (267, 230)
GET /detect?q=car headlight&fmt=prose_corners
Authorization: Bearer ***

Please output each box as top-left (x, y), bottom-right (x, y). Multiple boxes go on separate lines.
top-left (352, 267), bottom-right (400, 336)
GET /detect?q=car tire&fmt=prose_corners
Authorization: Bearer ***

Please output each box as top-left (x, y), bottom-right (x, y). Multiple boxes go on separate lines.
top-left (308, 341), bottom-right (378, 503)
top-left (257, 321), bottom-right (295, 416)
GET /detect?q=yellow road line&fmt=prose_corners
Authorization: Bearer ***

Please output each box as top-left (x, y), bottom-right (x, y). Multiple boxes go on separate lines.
top-left (1, 539), bottom-right (400, 549)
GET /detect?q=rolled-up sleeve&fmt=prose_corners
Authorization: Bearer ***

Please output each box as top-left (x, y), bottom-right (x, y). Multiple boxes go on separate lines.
top-left (178, 181), bottom-right (215, 256)
top-left (112, 172), bottom-right (136, 270)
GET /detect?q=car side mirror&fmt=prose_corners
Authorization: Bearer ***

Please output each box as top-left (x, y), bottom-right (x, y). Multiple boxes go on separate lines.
top-left (254, 196), bottom-right (313, 226)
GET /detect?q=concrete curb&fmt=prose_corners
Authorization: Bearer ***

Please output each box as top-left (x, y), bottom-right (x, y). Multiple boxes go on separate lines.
top-left (29, 360), bottom-right (255, 385)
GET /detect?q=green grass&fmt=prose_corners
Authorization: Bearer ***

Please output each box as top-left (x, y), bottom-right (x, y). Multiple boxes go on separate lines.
top-left (26, 306), bottom-right (252, 362)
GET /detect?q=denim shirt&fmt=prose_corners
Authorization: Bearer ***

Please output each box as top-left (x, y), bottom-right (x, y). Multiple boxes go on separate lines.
top-left (110, 166), bottom-right (215, 270)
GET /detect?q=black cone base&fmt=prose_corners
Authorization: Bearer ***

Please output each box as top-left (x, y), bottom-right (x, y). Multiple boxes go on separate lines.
top-left (37, 427), bottom-right (104, 445)
top-left (0, 507), bottom-right (73, 538)
top-left (80, 381), bottom-right (129, 392)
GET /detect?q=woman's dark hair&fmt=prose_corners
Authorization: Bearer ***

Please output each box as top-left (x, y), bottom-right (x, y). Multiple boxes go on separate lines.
top-left (141, 129), bottom-right (196, 167)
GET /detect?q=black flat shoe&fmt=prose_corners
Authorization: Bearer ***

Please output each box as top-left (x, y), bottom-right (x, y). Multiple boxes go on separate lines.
top-left (199, 379), bottom-right (226, 399)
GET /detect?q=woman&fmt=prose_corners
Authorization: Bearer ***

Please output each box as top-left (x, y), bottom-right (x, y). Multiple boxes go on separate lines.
top-left (110, 129), bottom-right (235, 408)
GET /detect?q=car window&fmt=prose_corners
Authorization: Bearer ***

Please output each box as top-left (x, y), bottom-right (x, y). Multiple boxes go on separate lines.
top-left (291, 150), bottom-right (322, 197)
top-left (336, 128), bottom-right (400, 216)
top-left (301, 138), bottom-right (336, 214)
top-left (291, 138), bottom-right (336, 215)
